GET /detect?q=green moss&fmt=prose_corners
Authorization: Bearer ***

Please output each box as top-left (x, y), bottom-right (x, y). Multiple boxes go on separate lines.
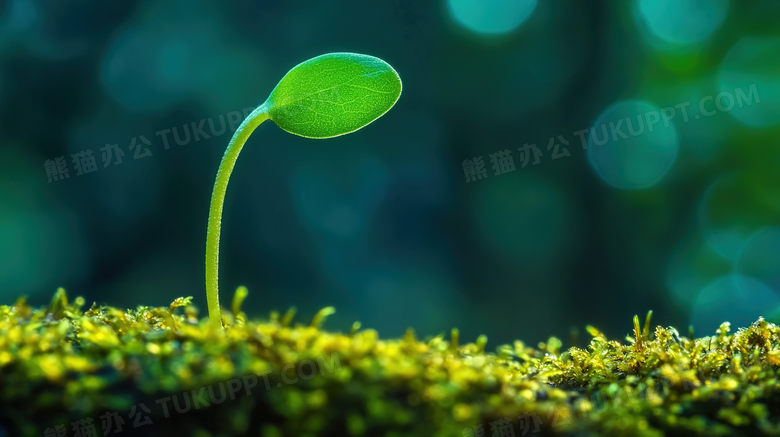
top-left (2, 289), bottom-right (780, 436)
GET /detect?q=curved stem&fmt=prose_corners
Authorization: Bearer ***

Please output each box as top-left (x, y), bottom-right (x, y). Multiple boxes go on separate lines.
top-left (206, 103), bottom-right (271, 330)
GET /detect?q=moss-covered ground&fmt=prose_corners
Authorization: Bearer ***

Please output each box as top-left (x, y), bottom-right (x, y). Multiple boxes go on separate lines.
top-left (2, 288), bottom-right (780, 437)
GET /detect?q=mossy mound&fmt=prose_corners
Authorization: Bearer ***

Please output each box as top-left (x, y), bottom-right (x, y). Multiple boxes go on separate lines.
top-left (2, 288), bottom-right (780, 437)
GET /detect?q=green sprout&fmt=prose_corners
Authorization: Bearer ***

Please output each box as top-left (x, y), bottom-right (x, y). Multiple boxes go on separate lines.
top-left (205, 53), bottom-right (403, 330)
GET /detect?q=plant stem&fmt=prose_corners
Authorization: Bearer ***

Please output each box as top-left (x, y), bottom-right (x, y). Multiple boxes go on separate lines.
top-left (205, 103), bottom-right (270, 330)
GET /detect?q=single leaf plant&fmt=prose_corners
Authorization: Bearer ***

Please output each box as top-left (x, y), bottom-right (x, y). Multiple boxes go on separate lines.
top-left (205, 52), bottom-right (402, 329)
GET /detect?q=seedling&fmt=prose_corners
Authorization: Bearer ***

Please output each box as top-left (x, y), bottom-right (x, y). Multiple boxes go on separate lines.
top-left (205, 53), bottom-right (403, 329)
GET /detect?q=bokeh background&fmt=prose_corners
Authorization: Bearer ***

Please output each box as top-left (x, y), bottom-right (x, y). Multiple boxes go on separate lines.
top-left (2, 0), bottom-right (780, 348)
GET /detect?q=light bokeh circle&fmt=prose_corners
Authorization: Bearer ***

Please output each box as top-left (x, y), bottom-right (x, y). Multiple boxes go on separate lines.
top-left (718, 36), bottom-right (780, 128)
top-left (447, 0), bottom-right (537, 35)
top-left (691, 275), bottom-right (780, 334)
top-left (587, 100), bottom-right (679, 190)
top-left (635, 0), bottom-right (729, 46)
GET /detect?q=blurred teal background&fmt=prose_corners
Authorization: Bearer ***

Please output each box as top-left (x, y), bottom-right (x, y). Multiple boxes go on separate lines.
top-left (1, 0), bottom-right (780, 347)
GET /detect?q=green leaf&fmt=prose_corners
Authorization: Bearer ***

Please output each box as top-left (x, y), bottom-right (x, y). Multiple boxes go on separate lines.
top-left (265, 52), bottom-right (402, 139)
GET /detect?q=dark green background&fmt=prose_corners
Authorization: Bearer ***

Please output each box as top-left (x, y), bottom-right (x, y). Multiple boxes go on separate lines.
top-left (2, 0), bottom-right (780, 348)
